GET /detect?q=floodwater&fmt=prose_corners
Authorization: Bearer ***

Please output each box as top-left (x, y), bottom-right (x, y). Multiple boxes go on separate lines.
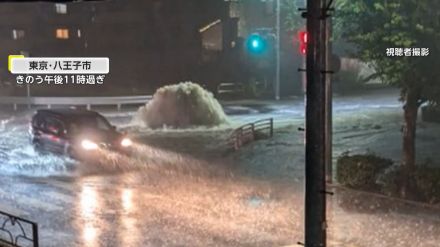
top-left (0, 89), bottom-right (439, 246)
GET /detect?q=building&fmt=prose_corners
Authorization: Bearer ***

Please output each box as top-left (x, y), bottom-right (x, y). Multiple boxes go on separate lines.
top-left (0, 0), bottom-right (236, 96)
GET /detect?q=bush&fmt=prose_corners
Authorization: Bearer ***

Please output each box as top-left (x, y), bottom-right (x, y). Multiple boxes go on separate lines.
top-left (377, 165), bottom-right (404, 197)
top-left (413, 166), bottom-right (440, 204)
top-left (338, 152), bottom-right (440, 204)
top-left (336, 152), bottom-right (393, 191)
top-left (377, 164), bottom-right (440, 204)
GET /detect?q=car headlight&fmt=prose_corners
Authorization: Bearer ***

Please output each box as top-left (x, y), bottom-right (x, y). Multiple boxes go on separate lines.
top-left (121, 138), bottom-right (132, 147)
top-left (81, 139), bottom-right (98, 150)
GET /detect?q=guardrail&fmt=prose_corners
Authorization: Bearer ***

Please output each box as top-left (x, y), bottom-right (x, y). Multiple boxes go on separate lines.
top-left (0, 210), bottom-right (38, 247)
top-left (217, 83), bottom-right (244, 95)
top-left (229, 118), bottom-right (273, 150)
top-left (0, 95), bottom-right (152, 111)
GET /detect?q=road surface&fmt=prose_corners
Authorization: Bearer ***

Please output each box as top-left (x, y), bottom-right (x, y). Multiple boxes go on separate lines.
top-left (0, 89), bottom-right (439, 247)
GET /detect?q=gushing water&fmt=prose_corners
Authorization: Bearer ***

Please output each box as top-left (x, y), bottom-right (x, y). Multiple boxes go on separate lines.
top-left (135, 82), bottom-right (229, 129)
top-left (0, 116), bottom-right (75, 177)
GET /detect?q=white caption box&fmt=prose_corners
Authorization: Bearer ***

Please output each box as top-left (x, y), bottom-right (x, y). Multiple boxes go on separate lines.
top-left (10, 57), bottom-right (109, 74)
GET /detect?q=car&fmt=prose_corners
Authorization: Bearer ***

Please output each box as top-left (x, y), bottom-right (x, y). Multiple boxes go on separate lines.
top-left (29, 108), bottom-right (133, 159)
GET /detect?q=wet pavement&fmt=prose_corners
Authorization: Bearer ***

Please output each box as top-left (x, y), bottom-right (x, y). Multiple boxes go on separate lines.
top-left (0, 89), bottom-right (439, 246)
top-left (0, 168), bottom-right (302, 247)
top-left (1, 163), bottom-right (439, 247)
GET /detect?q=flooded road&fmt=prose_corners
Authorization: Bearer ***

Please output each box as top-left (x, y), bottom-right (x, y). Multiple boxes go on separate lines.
top-left (0, 89), bottom-right (439, 246)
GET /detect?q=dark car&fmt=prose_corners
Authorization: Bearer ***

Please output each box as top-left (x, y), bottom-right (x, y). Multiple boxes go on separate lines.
top-left (29, 108), bottom-right (133, 158)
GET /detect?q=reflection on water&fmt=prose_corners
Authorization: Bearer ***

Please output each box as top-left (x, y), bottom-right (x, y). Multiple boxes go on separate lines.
top-left (74, 176), bottom-right (142, 246)
top-left (122, 189), bottom-right (133, 212)
top-left (81, 186), bottom-right (98, 218)
top-left (120, 187), bottom-right (140, 247)
top-left (80, 184), bottom-right (100, 247)
top-left (83, 225), bottom-right (98, 244)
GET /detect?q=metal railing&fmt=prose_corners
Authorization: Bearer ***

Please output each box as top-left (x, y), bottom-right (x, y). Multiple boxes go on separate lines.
top-left (229, 118), bottom-right (274, 150)
top-left (0, 95), bottom-right (152, 111)
top-left (0, 211), bottom-right (38, 247)
top-left (217, 83), bottom-right (244, 95)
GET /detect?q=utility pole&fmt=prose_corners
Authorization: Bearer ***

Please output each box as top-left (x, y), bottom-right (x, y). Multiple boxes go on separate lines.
top-left (324, 12), bottom-right (333, 184)
top-left (303, 0), bottom-right (332, 246)
top-left (275, 0), bottom-right (281, 100)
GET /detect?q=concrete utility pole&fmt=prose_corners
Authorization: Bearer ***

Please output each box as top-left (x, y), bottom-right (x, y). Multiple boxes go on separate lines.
top-left (303, 0), bottom-right (333, 246)
top-left (324, 13), bottom-right (333, 184)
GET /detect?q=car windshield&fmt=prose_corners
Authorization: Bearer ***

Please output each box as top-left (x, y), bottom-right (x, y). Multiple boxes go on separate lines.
top-left (70, 115), bottom-right (113, 132)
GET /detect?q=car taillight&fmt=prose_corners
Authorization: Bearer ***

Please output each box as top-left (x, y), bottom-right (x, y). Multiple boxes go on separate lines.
top-left (47, 134), bottom-right (59, 142)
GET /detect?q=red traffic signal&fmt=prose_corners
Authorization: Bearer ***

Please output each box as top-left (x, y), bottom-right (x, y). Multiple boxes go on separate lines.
top-left (298, 31), bottom-right (308, 55)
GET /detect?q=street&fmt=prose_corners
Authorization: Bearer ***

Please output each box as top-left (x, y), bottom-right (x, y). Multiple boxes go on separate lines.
top-left (0, 89), bottom-right (440, 246)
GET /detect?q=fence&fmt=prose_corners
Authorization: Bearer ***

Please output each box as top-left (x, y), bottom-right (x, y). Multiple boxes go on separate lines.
top-left (229, 118), bottom-right (274, 150)
top-left (0, 210), bottom-right (38, 247)
top-left (0, 95), bottom-right (152, 111)
top-left (216, 83), bottom-right (244, 95)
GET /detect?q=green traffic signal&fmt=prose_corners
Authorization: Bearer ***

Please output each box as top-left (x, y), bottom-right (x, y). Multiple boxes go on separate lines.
top-left (246, 33), bottom-right (267, 55)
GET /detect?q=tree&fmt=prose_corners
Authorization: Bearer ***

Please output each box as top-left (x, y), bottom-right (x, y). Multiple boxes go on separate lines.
top-left (336, 0), bottom-right (440, 197)
top-left (283, 0), bottom-right (304, 32)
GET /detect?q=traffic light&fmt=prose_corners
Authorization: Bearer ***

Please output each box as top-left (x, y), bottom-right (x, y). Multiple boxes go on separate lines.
top-left (246, 33), bottom-right (268, 55)
top-left (298, 31), bottom-right (308, 55)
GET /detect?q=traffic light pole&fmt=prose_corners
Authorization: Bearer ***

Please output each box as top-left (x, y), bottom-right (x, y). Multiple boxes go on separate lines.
top-left (303, 0), bottom-right (332, 246)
